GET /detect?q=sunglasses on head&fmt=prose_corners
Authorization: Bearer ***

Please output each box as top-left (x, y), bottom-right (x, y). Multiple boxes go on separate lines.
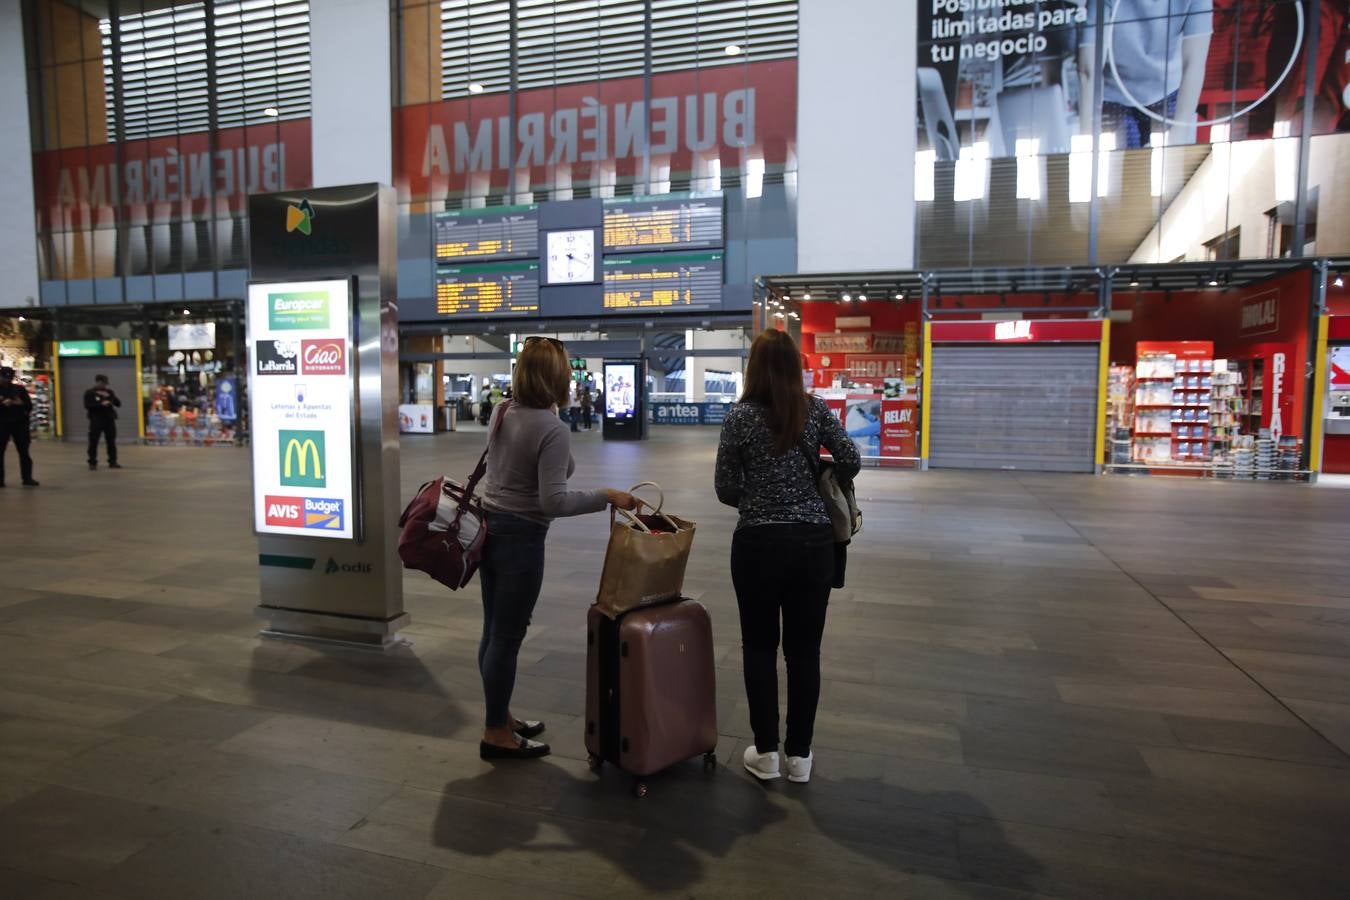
top-left (525, 336), bottom-right (565, 350)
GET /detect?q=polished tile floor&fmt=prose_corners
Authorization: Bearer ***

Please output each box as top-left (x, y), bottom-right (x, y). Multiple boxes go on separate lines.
top-left (1, 428), bottom-right (1349, 899)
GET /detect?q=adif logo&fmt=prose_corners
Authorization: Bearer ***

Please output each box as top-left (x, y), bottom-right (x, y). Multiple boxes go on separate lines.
top-left (300, 339), bottom-right (346, 375)
top-left (325, 557), bottom-right (372, 575)
top-left (286, 198), bottom-right (314, 235)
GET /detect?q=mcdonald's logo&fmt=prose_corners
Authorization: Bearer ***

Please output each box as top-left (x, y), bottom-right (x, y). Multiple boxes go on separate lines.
top-left (278, 429), bottom-right (326, 488)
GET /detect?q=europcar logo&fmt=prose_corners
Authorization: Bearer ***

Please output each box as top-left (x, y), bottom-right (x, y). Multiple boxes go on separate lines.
top-left (286, 198), bottom-right (314, 235)
top-left (279, 430), bottom-right (325, 488)
top-left (268, 292), bottom-right (329, 330)
top-left (300, 339), bottom-right (346, 375)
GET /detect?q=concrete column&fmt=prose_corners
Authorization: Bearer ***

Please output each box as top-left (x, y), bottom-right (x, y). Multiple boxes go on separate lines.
top-left (796, 0), bottom-right (916, 272)
top-left (0, 0), bottom-right (41, 307)
top-left (310, 0), bottom-right (393, 187)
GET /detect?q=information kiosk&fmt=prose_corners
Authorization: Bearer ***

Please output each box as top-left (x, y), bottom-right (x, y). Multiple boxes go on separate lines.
top-left (602, 358), bottom-right (646, 441)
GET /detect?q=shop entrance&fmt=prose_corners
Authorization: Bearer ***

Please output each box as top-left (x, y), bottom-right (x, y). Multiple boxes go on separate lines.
top-left (930, 343), bottom-right (1100, 472)
top-left (57, 355), bottom-right (138, 443)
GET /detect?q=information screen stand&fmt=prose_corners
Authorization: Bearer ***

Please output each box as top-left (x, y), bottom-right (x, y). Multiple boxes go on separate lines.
top-left (246, 184), bottom-right (405, 648)
top-left (602, 358), bottom-right (646, 441)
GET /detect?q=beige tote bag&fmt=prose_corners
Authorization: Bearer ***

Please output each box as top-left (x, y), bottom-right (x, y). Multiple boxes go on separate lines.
top-left (594, 482), bottom-right (696, 619)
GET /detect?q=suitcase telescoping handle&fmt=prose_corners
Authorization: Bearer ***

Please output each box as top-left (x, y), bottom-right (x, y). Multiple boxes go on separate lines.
top-left (612, 482), bottom-right (680, 534)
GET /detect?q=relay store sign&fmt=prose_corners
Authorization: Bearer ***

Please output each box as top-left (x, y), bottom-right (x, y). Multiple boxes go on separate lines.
top-left (248, 280), bottom-right (354, 541)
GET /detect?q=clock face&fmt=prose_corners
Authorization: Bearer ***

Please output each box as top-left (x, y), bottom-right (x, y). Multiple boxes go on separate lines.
top-left (545, 230), bottom-right (595, 284)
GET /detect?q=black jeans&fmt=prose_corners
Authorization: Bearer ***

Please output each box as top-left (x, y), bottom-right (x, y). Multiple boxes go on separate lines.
top-left (0, 422), bottom-right (34, 484)
top-left (89, 418), bottom-right (117, 465)
top-left (731, 523), bottom-right (834, 758)
top-left (478, 511), bottom-right (549, 729)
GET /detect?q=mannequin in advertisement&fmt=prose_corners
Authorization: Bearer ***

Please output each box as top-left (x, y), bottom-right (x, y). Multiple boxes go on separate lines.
top-left (1080, 0), bottom-right (1213, 148)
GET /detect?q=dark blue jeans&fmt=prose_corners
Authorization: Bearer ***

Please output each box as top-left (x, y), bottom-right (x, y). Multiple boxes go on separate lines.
top-left (731, 523), bottom-right (835, 758)
top-left (478, 511), bottom-right (549, 729)
top-left (1102, 91), bottom-right (1178, 150)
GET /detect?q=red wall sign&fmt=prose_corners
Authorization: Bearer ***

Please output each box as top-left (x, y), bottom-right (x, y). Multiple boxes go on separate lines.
top-left (394, 59), bottom-right (797, 203)
top-left (32, 120), bottom-right (313, 231)
top-left (929, 319), bottom-right (1105, 343)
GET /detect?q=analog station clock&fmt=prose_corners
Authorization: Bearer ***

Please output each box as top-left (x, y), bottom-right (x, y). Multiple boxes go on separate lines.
top-left (544, 229), bottom-right (597, 284)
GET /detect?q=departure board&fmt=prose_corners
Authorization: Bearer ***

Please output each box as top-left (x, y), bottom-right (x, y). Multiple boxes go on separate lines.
top-left (603, 194), bottom-right (723, 252)
top-left (435, 261), bottom-right (540, 317)
top-left (603, 252), bottom-right (722, 311)
top-left (433, 204), bottom-right (539, 262)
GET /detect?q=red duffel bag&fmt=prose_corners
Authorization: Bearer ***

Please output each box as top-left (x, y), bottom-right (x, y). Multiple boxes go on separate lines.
top-left (397, 402), bottom-right (510, 590)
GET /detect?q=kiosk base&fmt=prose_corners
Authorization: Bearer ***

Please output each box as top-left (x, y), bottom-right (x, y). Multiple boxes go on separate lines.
top-left (255, 607), bottom-right (411, 652)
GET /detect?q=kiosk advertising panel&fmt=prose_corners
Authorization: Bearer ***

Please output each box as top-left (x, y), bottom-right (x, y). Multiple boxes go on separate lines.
top-left (248, 279), bottom-right (356, 540)
top-left (603, 359), bottom-right (645, 440)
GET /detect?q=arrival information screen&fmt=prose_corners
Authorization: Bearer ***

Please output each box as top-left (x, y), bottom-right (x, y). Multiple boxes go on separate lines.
top-left (433, 204), bottom-right (539, 262)
top-left (435, 261), bottom-right (540, 316)
top-left (603, 194), bottom-right (723, 252)
top-left (603, 252), bottom-right (722, 311)
top-left (247, 279), bottom-right (355, 541)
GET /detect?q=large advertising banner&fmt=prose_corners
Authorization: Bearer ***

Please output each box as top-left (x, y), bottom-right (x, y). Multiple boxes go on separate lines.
top-left (395, 59), bottom-right (797, 203)
top-left (247, 280), bottom-right (355, 541)
top-left (917, 0), bottom-right (1348, 159)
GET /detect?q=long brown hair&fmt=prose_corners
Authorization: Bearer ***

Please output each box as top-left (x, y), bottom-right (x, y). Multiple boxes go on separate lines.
top-left (513, 337), bottom-right (571, 408)
top-left (740, 329), bottom-right (808, 454)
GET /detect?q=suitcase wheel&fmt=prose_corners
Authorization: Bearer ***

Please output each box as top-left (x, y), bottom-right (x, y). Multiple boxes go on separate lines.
top-left (703, 752), bottom-right (717, 773)
top-left (632, 780), bottom-right (648, 799)
top-left (587, 753), bottom-right (603, 772)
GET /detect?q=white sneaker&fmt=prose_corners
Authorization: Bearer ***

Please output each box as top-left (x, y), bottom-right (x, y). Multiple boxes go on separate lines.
top-left (742, 746), bottom-right (781, 781)
top-left (786, 752), bottom-right (813, 783)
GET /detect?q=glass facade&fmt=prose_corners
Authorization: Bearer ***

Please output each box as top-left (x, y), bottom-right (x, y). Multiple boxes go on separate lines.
top-left (25, 0), bottom-right (312, 300)
top-left (914, 0), bottom-right (1350, 268)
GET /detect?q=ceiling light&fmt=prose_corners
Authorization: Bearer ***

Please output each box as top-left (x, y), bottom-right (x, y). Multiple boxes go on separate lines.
top-left (1207, 276), bottom-right (1219, 287)
top-left (803, 292), bottom-right (811, 300)
top-left (724, 44), bottom-right (742, 56)
top-left (262, 107), bottom-right (279, 117)
top-left (469, 83), bottom-right (485, 94)
top-left (895, 292), bottom-right (904, 300)
top-left (182, 308), bottom-right (190, 315)
top-left (841, 293), bottom-right (852, 302)
top-left (17, 315), bottom-right (25, 321)
top-left (1129, 274), bottom-right (1140, 287)
top-left (859, 293), bottom-right (867, 302)
top-left (1335, 274), bottom-right (1344, 288)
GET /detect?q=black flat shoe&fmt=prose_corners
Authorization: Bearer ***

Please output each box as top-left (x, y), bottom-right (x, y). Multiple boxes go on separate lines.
top-left (108, 463), bottom-right (123, 469)
top-left (514, 720), bottom-right (546, 740)
top-left (480, 737), bottom-right (550, 760)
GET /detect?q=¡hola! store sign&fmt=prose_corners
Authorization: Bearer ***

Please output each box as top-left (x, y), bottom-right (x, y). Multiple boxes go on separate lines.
top-left (247, 280), bottom-right (355, 540)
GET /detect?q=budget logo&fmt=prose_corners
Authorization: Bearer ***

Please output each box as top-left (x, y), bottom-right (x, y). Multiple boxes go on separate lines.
top-left (302, 497), bottom-right (344, 530)
top-left (268, 292), bottom-right (329, 330)
top-left (279, 430), bottom-right (325, 487)
top-left (300, 339), bottom-right (346, 375)
top-left (286, 198), bottom-right (314, 235)
top-left (255, 340), bottom-right (299, 376)
top-left (263, 495), bottom-right (304, 526)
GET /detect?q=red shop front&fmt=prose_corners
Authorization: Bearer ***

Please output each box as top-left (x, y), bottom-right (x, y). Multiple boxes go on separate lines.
top-left (799, 298), bottom-right (921, 465)
top-left (1107, 269), bottom-right (1314, 479)
top-left (1321, 282), bottom-right (1350, 475)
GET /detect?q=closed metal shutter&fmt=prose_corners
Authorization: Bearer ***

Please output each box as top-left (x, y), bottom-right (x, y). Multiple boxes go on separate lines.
top-left (929, 344), bottom-right (1099, 472)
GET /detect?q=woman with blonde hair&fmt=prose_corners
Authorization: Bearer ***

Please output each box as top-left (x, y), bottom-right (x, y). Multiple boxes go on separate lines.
top-left (477, 336), bottom-right (637, 760)
top-left (715, 329), bottom-right (860, 783)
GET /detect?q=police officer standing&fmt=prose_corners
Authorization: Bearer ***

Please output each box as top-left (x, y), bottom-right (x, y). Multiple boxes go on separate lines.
top-left (84, 374), bottom-right (123, 470)
top-left (0, 366), bottom-right (38, 487)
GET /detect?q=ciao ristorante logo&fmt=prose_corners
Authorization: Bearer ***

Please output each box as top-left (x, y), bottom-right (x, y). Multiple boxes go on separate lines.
top-left (278, 429), bottom-right (325, 488)
top-left (268, 292), bottom-right (329, 330)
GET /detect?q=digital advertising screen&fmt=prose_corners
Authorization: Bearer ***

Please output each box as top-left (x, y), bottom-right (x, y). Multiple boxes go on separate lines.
top-left (603, 193), bottom-right (724, 252)
top-left (433, 204), bottom-right (540, 262)
top-left (247, 279), bottom-right (355, 541)
top-left (602, 252), bottom-right (723, 312)
top-left (604, 364), bottom-right (638, 419)
top-left (435, 261), bottom-right (540, 317)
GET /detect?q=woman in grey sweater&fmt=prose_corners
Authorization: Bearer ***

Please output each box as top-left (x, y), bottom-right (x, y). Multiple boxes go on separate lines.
top-left (477, 337), bottom-right (637, 760)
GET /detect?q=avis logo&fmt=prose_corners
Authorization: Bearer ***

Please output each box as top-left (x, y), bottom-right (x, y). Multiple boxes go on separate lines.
top-left (286, 198), bottom-right (314, 235)
top-left (300, 339), bottom-right (346, 375)
top-left (262, 495), bottom-right (345, 531)
top-left (325, 557), bottom-right (372, 575)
